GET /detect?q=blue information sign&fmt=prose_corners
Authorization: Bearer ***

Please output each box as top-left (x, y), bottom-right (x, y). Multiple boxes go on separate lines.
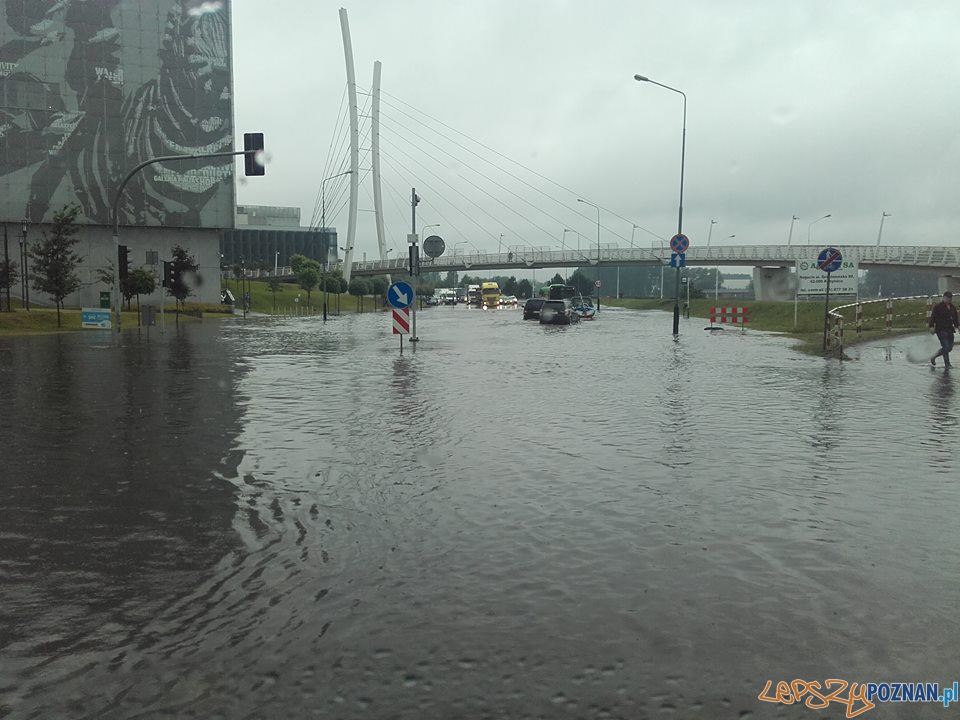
top-left (670, 252), bottom-right (686, 268)
top-left (387, 280), bottom-right (415, 309)
top-left (81, 308), bottom-right (112, 329)
top-left (817, 247), bottom-right (843, 273)
top-left (670, 234), bottom-right (690, 254)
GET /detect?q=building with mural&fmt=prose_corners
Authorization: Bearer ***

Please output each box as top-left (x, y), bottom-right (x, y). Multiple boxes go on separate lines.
top-left (0, 0), bottom-right (234, 307)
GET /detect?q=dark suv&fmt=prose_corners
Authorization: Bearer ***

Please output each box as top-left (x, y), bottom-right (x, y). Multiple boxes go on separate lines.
top-left (523, 297), bottom-right (544, 320)
top-left (539, 299), bottom-right (580, 325)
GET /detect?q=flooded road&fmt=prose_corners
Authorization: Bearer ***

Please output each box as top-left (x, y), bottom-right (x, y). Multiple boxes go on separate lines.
top-left (1, 307), bottom-right (958, 719)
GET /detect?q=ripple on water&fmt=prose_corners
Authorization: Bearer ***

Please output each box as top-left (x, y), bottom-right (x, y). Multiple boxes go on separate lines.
top-left (1, 314), bottom-right (959, 718)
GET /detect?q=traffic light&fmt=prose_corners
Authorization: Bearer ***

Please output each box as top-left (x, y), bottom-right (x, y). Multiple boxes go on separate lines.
top-left (243, 132), bottom-right (264, 176)
top-left (162, 261), bottom-right (178, 288)
top-left (118, 244), bottom-right (130, 281)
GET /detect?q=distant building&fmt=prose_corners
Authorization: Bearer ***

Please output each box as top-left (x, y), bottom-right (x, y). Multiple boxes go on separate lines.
top-left (0, 0), bottom-right (235, 307)
top-left (220, 205), bottom-right (337, 269)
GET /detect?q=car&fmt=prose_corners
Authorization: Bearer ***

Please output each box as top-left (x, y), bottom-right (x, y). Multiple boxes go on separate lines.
top-left (522, 297), bottom-right (544, 320)
top-left (501, 295), bottom-right (518, 306)
top-left (539, 298), bottom-right (580, 325)
top-left (424, 295), bottom-right (440, 306)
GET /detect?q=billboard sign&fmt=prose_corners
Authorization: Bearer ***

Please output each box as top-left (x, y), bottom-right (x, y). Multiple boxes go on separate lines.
top-left (797, 251), bottom-right (859, 295)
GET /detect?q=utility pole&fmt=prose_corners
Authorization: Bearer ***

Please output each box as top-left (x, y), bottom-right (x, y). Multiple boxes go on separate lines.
top-left (409, 188), bottom-right (420, 342)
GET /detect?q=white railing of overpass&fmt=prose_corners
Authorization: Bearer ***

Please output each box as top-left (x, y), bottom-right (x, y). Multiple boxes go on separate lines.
top-left (238, 244), bottom-right (960, 278)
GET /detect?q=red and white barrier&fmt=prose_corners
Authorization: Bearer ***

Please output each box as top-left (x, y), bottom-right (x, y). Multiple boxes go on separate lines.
top-left (709, 306), bottom-right (749, 328)
top-left (392, 308), bottom-right (410, 335)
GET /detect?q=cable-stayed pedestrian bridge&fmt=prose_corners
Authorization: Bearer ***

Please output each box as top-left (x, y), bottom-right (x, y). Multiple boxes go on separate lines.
top-left (339, 244), bottom-right (960, 276)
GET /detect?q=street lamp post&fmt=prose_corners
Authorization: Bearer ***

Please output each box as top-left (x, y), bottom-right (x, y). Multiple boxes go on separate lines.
top-left (577, 199), bottom-right (601, 310)
top-left (876, 211), bottom-right (891, 246)
top-left (21, 219), bottom-right (29, 311)
top-left (706, 219), bottom-right (717, 248)
top-left (320, 170), bottom-right (353, 322)
top-left (274, 250), bottom-right (279, 275)
top-left (787, 215), bottom-right (799, 246)
top-left (807, 214), bottom-right (831, 245)
top-left (635, 73), bottom-right (686, 335)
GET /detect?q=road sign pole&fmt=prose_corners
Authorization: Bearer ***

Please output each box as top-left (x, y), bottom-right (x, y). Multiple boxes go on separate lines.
top-left (822, 270), bottom-right (832, 353)
top-left (410, 187), bottom-right (419, 344)
top-left (669, 234), bottom-right (689, 335)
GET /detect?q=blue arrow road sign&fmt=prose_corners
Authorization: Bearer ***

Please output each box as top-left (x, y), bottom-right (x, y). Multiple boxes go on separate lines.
top-left (387, 280), bottom-right (415, 309)
top-left (817, 247), bottom-right (843, 273)
top-left (670, 233), bottom-right (690, 254)
top-left (670, 253), bottom-right (686, 268)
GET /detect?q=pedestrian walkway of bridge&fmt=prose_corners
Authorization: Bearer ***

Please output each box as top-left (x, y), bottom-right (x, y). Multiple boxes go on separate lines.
top-left (259, 244), bottom-right (960, 280)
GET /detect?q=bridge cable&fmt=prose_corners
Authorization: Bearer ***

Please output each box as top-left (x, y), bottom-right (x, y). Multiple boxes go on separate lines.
top-left (380, 91), bottom-right (665, 243)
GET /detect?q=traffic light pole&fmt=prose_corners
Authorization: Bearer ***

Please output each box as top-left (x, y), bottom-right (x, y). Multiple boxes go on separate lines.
top-left (110, 148), bottom-right (259, 336)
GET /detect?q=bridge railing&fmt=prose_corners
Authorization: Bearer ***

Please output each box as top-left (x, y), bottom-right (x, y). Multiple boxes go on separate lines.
top-left (827, 294), bottom-right (938, 357)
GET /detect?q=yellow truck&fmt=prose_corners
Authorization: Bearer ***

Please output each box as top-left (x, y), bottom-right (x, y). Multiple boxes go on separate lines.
top-left (480, 281), bottom-right (501, 309)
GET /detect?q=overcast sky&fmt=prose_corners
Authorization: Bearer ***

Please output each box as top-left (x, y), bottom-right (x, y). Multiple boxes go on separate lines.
top-left (231, 0), bottom-right (960, 264)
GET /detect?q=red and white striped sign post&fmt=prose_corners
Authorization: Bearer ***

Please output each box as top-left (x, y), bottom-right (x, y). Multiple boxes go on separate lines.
top-left (709, 306), bottom-right (749, 331)
top-left (392, 307), bottom-right (410, 352)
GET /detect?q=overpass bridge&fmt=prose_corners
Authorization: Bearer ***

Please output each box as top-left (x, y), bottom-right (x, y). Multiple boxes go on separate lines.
top-left (348, 244), bottom-right (960, 274)
top-left (256, 244), bottom-right (960, 299)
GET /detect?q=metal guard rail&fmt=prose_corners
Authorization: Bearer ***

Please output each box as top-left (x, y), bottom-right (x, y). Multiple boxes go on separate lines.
top-left (827, 294), bottom-right (939, 357)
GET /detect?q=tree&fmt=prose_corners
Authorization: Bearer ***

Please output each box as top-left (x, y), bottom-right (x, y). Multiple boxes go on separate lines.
top-left (0, 255), bottom-right (17, 310)
top-left (517, 278), bottom-right (532, 299)
top-left (444, 270), bottom-right (458, 287)
top-left (267, 276), bottom-right (283, 314)
top-left (166, 245), bottom-right (197, 316)
top-left (549, 272), bottom-right (564, 285)
top-left (861, 267), bottom-right (939, 297)
top-left (297, 259), bottom-right (321, 307)
top-left (128, 268), bottom-right (156, 318)
top-left (502, 276), bottom-right (518, 296)
top-left (29, 204), bottom-right (83, 326)
top-left (349, 277), bottom-right (371, 312)
top-left (290, 254), bottom-right (309, 275)
top-left (566, 269), bottom-right (595, 295)
top-left (369, 275), bottom-right (389, 300)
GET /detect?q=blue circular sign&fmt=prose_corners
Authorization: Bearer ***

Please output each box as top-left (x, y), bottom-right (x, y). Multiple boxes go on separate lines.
top-left (817, 247), bottom-right (843, 273)
top-left (387, 280), bottom-right (415, 309)
top-left (670, 234), bottom-right (690, 254)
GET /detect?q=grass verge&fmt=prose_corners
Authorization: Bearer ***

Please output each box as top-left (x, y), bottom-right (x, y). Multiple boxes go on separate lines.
top-left (227, 279), bottom-right (382, 316)
top-left (602, 297), bottom-right (928, 356)
top-left (0, 301), bottom-right (234, 335)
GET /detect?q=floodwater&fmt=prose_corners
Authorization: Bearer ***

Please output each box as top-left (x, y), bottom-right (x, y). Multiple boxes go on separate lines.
top-left (1, 306), bottom-right (958, 719)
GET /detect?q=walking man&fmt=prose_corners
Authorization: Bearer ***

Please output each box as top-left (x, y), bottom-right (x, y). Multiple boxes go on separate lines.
top-left (929, 291), bottom-right (959, 367)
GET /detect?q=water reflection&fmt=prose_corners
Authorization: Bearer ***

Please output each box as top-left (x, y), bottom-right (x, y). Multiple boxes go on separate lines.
top-left (2, 315), bottom-right (960, 718)
top-left (0, 325), bottom-right (246, 715)
top-left (926, 369), bottom-right (957, 455)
